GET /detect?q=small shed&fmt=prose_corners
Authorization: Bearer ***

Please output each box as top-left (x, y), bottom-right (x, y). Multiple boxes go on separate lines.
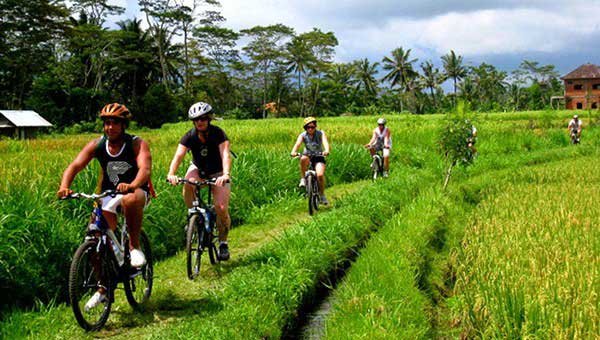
top-left (0, 110), bottom-right (53, 139)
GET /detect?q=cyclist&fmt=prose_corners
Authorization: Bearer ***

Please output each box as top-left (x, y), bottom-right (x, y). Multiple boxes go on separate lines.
top-left (166, 102), bottom-right (232, 261)
top-left (568, 114), bottom-right (582, 142)
top-left (57, 103), bottom-right (152, 311)
top-left (290, 116), bottom-right (331, 205)
top-left (364, 117), bottom-right (392, 177)
top-left (467, 121), bottom-right (477, 153)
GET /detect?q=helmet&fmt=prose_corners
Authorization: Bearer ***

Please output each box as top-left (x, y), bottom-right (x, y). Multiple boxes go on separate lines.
top-left (573, 114), bottom-right (579, 119)
top-left (303, 116), bottom-right (317, 127)
top-left (100, 103), bottom-right (131, 122)
top-left (188, 102), bottom-right (213, 120)
top-left (377, 117), bottom-right (387, 125)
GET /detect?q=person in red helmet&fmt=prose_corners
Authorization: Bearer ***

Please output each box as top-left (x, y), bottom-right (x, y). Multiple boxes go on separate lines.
top-left (57, 103), bottom-right (152, 311)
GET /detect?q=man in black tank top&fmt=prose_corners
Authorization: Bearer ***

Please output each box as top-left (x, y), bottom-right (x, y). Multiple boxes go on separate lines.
top-left (167, 102), bottom-right (232, 261)
top-left (58, 103), bottom-right (152, 310)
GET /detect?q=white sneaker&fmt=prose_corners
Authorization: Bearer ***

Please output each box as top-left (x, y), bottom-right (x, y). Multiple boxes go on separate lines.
top-left (383, 171), bottom-right (389, 178)
top-left (130, 248), bottom-right (146, 267)
top-left (84, 291), bottom-right (106, 312)
top-left (320, 194), bottom-right (329, 205)
top-left (299, 178), bottom-right (306, 187)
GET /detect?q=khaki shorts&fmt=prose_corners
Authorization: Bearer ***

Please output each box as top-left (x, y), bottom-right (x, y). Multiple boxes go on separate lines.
top-left (185, 163), bottom-right (231, 189)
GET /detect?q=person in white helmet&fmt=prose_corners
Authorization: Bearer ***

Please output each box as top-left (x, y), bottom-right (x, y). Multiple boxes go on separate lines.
top-left (364, 117), bottom-right (392, 177)
top-left (568, 114), bottom-right (582, 143)
top-left (166, 102), bottom-right (232, 260)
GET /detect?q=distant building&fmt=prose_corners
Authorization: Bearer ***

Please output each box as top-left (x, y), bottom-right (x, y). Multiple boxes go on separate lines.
top-left (0, 110), bottom-right (53, 139)
top-left (561, 63), bottom-right (600, 110)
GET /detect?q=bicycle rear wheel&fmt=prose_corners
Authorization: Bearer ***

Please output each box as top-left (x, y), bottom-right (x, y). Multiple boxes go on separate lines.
top-left (69, 239), bottom-right (112, 331)
top-left (185, 215), bottom-right (203, 280)
top-left (124, 231), bottom-right (153, 309)
top-left (208, 232), bottom-right (220, 265)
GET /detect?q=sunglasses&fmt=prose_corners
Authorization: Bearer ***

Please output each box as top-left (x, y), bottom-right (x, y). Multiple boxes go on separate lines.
top-left (193, 116), bottom-right (210, 122)
top-left (305, 125), bottom-right (316, 130)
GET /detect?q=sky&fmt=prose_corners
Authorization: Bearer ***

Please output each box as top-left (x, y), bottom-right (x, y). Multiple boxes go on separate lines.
top-left (111, 0), bottom-right (600, 76)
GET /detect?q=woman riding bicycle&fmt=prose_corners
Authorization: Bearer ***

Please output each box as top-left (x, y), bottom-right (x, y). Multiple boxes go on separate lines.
top-left (364, 117), bottom-right (392, 178)
top-left (166, 102), bottom-right (232, 261)
top-left (290, 116), bottom-right (330, 205)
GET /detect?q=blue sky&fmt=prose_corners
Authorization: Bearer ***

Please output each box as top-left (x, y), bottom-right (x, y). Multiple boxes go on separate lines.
top-left (110, 0), bottom-right (600, 76)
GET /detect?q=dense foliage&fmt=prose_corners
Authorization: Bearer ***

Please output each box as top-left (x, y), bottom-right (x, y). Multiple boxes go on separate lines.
top-left (1, 0), bottom-right (565, 131)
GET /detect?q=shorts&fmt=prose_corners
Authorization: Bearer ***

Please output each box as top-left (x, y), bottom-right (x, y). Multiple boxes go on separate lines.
top-left (101, 190), bottom-right (149, 214)
top-left (308, 155), bottom-right (326, 167)
top-left (185, 163), bottom-right (231, 189)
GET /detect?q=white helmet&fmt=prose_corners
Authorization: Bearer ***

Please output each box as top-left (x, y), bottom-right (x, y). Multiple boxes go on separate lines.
top-left (573, 114), bottom-right (578, 119)
top-left (188, 102), bottom-right (213, 120)
top-left (377, 117), bottom-right (386, 125)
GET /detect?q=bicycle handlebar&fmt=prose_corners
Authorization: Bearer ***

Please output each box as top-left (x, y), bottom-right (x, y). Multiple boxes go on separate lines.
top-left (60, 190), bottom-right (122, 200)
top-left (291, 152), bottom-right (326, 158)
top-left (166, 177), bottom-right (229, 187)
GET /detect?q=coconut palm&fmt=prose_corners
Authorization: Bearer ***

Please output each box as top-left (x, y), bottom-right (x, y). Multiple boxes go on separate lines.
top-left (353, 58), bottom-right (379, 98)
top-left (285, 36), bottom-right (316, 116)
top-left (420, 60), bottom-right (445, 110)
top-left (441, 50), bottom-right (467, 106)
top-left (381, 47), bottom-right (418, 112)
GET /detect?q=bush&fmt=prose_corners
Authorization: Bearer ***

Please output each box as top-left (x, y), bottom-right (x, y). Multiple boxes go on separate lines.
top-left (137, 84), bottom-right (177, 128)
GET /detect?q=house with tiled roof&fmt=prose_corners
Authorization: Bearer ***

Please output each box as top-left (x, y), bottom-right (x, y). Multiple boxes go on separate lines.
top-left (561, 63), bottom-right (600, 110)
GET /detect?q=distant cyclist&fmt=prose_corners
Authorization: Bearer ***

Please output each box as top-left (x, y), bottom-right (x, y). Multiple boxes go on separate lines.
top-left (364, 117), bottom-right (392, 177)
top-left (568, 114), bottom-right (582, 143)
top-left (166, 102), bottom-right (232, 261)
top-left (57, 103), bottom-right (153, 311)
top-left (290, 117), bottom-right (331, 205)
top-left (467, 121), bottom-right (477, 153)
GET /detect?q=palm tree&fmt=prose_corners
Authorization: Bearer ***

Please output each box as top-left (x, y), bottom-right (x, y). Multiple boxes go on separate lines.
top-left (441, 50), bottom-right (467, 106)
top-left (420, 61), bottom-right (445, 110)
top-left (381, 47), bottom-right (418, 112)
top-left (285, 36), bottom-right (316, 116)
top-left (325, 63), bottom-right (357, 104)
top-left (353, 58), bottom-right (379, 100)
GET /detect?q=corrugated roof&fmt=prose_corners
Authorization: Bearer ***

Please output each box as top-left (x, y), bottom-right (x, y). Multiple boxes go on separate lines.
top-left (562, 63), bottom-right (600, 80)
top-left (0, 110), bottom-right (53, 127)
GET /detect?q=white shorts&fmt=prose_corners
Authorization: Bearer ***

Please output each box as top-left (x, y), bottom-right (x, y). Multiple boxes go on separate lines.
top-left (382, 148), bottom-right (390, 158)
top-left (101, 191), bottom-right (149, 214)
top-left (185, 163), bottom-right (231, 189)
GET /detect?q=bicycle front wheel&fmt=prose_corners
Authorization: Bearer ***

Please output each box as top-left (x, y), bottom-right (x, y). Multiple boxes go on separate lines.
top-left (69, 239), bottom-right (112, 331)
top-left (186, 215), bottom-right (203, 279)
top-left (307, 176), bottom-right (315, 215)
top-left (124, 231), bottom-right (153, 309)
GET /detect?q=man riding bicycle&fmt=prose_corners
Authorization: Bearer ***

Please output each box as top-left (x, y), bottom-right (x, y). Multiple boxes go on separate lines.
top-left (568, 114), bottom-right (582, 142)
top-left (364, 117), bottom-right (392, 178)
top-left (57, 103), bottom-right (152, 310)
top-left (166, 102), bottom-right (232, 261)
top-left (290, 116), bottom-right (331, 205)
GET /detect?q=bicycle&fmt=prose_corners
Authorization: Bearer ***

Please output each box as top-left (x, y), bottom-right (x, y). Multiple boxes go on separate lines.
top-left (370, 149), bottom-right (384, 180)
top-left (170, 178), bottom-right (222, 280)
top-left (62, 190), bottom-right (153, 331)
top-left (293, 152), bottom-right (324, 215)
top-left (570, 128), bottom-right (580, 144)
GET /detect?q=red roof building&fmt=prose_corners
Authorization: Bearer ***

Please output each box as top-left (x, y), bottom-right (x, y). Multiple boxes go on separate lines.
top-left (561, 63), bottom-right (600, 110)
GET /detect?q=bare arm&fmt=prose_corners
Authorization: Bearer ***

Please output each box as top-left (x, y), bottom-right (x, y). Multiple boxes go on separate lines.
top-left (365, 130), bottom-right (377, 147)
top-left (384, 129), bottom-right (391, 148)
top-left (57, 139), bottom-right (98, 197)
top-left (128, 139), bottom-right (151, 191)
top-left (216, 140), bottom-right (232, 186)
top-left (167, 144), bottom-right (189, 184)
top-left (322, 131), bottom-right (330, 155)
top-left (291, 134), bottom-right (304, 156)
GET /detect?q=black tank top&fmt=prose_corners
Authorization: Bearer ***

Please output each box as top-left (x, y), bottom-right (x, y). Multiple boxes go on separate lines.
top-left (95, 134), bottom-right (148, 192)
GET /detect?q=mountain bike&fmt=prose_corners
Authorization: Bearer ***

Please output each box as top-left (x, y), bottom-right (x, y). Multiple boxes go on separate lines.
top-left (570, 128), bottom-right (580, 144)
top-left (293, 152), bottom-right (324, 215)
top-left (62, 190), bottom-right (153, 331)
top-left (170, 178), bottom-right (222, 280)
top-left (370, 149), bottom-right (384, 180)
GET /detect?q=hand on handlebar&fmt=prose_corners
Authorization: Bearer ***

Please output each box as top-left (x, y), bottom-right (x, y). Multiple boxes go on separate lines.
top-left (322, 151), bottom-right (330, 156)
top-left (116, 183), bottom-right (136, 193)
top-left (167, 174), bottom-right (179, 186)
top-left (290, 151), bottom-right (300, 158)
top-left (57, 187), bottom-right (73, 198)
top-left (215, 174), bottom-right (230, 187)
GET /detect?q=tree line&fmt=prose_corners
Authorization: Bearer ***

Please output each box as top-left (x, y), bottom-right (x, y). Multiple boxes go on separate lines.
top-left (0, 0), bottom-right (564, 129)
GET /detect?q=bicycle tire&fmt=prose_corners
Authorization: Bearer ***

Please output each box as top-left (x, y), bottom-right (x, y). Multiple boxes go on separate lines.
top-left (208, 238), bottom-right (219, 265)
top-left (124, 231), bottom-right (153, 309)
top-left (185, 215), bottom-right (203, 280)
top-left (372, 156), bottom-right (380, 180)
top-left (307, 175), bottom-right (315, 215)
top-left (312, 178), bottom-right (320, 211)
top-left (69, 239), bottom-right (112, 331)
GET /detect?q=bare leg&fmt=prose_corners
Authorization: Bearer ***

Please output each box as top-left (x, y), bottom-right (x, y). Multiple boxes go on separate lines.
top-left (300, 155), bottom-right (309, 178)
top-left (315, 162), bottom-right (326, 196)
top-left (212, 184), bottom-right (231, 242)
top-left (383, 156), bottom-right (390, 171)
top-left (122, 189), bottom-right (146, 249)
top-left (183, 168), bottom-right (200, 209)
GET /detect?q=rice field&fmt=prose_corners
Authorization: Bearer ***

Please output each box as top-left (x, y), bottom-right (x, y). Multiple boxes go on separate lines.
top-left (1, 110), bottom-right (599, 338)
